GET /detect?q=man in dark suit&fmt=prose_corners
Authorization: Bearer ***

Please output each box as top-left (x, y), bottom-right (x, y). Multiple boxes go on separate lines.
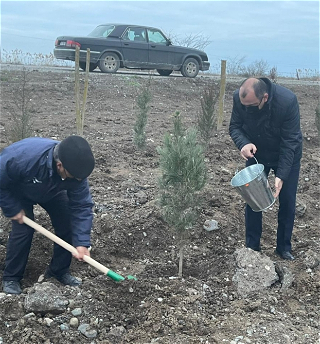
top-left (229, 77), bottom-right (302, 260)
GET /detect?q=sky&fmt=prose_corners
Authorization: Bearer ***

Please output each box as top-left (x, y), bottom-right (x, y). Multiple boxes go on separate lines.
top-left (1, 0), bottom-right (319, 76)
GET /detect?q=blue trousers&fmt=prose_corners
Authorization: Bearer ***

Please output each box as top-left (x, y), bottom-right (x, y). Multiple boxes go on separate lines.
top-left (245, 160), bottom-right (300, 253)
top-left (3, 191), bottom-right (72, 282)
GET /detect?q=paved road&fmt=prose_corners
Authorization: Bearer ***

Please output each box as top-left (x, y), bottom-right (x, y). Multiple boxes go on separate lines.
top-left (1, 63), bottom-right (319, 87)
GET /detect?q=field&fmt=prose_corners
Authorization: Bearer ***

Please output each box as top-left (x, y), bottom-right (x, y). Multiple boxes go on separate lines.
top-left (0, 66), bottom-right (319, 344)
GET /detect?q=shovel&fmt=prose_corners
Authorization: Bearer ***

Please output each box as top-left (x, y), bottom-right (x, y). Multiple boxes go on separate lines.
top-left (23, 216), bottom-right (136, 282)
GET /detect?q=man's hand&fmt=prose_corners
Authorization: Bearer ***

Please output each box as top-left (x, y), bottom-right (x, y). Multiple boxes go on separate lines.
top-left (73, 246), bottom-right (91, 261)
top-left (240, 143), bottom-right (257, 160)
top-left (274, 177), bottom-right (283, 198)
top-left (10, 210), bottom-right (25, 224)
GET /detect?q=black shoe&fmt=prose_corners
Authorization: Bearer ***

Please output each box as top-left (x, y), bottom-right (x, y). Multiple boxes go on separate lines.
top-left (45, 270), bottom-right (81, 286)
top-left (2, 281), bottom-right (22, 294)
top-left (246, 246), bottom-right (261, 252)
top-left (274, 250), bottom-right (295, 261)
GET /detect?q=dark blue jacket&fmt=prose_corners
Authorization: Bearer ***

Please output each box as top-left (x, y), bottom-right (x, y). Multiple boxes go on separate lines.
top-left (0, 137), bottom-right (94, 247)
top-left (229, 78), bottom-right (302, 181)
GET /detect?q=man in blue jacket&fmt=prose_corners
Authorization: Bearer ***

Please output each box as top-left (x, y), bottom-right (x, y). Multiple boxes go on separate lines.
top-left (229, 77), bottom-right (302, 260)
top-left (0, 135), bottom-right (95, 294)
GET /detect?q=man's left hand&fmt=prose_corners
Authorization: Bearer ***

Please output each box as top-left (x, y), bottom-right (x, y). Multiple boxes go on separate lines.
top-left (73, 246), bottom-right (91, 261)
top-left (274, 177), bottom-right (283, 198)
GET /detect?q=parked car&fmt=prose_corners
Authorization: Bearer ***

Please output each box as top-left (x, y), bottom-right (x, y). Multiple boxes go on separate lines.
top-left (54, 24), bottom-right (210, 78)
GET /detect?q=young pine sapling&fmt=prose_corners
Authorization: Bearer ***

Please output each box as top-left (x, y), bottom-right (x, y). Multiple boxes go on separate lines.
top-left (158, 112), bottom-right (207, 278)
top-left (134, 86), bottom-right (152, 149)
top-left (197, 81), bottom-right (219, 148)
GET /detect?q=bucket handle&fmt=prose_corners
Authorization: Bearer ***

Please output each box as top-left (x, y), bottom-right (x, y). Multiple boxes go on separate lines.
top-left (235, 156), bottom-right (259, 175)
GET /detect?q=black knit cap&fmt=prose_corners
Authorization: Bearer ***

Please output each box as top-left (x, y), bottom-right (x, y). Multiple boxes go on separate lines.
top-left (58, 136), bottom-right (95, 179)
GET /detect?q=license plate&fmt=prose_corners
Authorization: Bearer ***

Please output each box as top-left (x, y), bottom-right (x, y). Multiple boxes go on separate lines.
top-left (60, 41), bottom-right (66, 46)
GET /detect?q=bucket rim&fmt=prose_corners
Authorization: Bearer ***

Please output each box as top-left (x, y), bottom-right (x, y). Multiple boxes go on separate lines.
top-left (230, 163), bottom-right (265, 187)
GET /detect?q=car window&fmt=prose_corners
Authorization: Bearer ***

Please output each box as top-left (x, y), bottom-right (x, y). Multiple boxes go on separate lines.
top-left (122, 27), bottom-right (146, 42)
top-left (88, 25), bottom-right (115, 38)
top-left (147, 29), bottom-right (167, 44)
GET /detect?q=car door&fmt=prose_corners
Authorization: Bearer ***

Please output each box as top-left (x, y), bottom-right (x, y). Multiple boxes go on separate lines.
top-left (147, 29), bottom-right (175, 69)
top-left (120, 27), bottom-right (149, 68)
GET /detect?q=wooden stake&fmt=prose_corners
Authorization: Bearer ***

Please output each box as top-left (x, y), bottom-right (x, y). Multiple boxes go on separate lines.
top-left (217, 60), bottom-right (227, 129)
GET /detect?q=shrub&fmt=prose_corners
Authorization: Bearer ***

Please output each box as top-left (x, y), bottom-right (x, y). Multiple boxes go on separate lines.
top-left (5, 68), bottom-right (35, 142)
top-left (269, 66), bottom-right (278, 83)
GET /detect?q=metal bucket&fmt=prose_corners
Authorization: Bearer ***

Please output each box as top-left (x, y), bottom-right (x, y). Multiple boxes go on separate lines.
top-left (231, 158), bottom-right (276, 212)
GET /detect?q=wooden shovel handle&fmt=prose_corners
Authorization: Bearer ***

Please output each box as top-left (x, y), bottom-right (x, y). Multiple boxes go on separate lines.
top-left (23, 216), bottom-right (110, 275)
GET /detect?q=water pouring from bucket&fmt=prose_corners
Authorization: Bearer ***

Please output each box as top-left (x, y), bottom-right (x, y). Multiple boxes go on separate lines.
top-left (231, 157), bottom-right (276, 212)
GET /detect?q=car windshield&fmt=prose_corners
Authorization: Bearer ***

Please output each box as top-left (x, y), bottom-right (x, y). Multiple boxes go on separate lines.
top-left (87, 25), bottom-right (115, 38)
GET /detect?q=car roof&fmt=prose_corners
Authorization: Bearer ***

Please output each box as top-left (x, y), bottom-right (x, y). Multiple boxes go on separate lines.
top-left (98, 23), bottom-right (161, 31)
top-left (95, 24), bottom-right (165, 38)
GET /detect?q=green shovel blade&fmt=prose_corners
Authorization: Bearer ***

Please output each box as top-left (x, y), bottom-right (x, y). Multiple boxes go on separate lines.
top-left (106, 270), bottom-right (125, 282)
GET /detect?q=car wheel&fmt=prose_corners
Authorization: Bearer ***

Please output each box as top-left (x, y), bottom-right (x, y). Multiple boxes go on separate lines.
top-left (181, 58), bottom-right (199, 78)
top-left (79, 62), bottom-right (98, 72)
top-left (157, 69), bottom-right (173, 76)
top-left (99, 52), bottom-right (120, 73)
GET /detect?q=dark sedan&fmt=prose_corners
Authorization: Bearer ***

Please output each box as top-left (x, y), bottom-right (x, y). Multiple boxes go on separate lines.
top-left (54, 24), bottom-right (210, 78)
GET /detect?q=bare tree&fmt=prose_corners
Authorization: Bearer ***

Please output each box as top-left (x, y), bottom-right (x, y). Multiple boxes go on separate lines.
top-left (166, 31), bottom-right (211, 51)
top-left (226, 55), bottom-right (247, 75)
top-left (243, 59), bottom-right (270, 77)
top-left (226, 56), bottom-right (269, 77)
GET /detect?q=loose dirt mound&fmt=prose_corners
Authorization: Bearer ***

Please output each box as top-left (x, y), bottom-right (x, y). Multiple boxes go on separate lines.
top-left (0, 68), bottom-right (319, 343)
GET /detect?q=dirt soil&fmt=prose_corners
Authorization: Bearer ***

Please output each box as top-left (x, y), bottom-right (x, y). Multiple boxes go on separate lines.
top-left (0, 67), bottom-right (319, 344)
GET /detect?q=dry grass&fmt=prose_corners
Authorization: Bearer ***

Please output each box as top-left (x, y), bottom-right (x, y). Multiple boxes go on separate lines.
top-left (1, 49), bottom-right (73, 67)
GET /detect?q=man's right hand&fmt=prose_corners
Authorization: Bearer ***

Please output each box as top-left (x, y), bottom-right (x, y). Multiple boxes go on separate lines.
top-left (73, 246), bottom-right (91, 261)
top-left (10, 210), bottom-right (25, 224)
top-left (240, 144), bottom-right (257, 160)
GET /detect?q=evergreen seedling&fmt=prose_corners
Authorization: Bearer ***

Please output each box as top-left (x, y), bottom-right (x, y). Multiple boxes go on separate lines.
top-left (158, 112), bottom-right (207, 278)
top-left (197, 82), bottom-right (219, 147)
top-left (134, 87), bottom-right (151, 149)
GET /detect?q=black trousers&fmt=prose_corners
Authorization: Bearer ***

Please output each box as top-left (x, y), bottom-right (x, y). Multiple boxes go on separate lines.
top-left (3, 191), bottom-right (72, 282)
top-left (245, 160), bottom-right (300, 253)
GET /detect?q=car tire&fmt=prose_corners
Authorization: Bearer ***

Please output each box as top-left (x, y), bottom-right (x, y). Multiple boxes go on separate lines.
top-left (79, 62), bottom-right (98, 72)
top-left (99, 52), bottom-right (120, 73)
top-left (181, 58), bottom-right (199, 78)
top-left (157, 69), bottom-right (173, 76)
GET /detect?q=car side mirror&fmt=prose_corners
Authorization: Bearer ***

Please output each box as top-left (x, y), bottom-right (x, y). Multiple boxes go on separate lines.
top-left (166, 39), bottom-right (172, 46)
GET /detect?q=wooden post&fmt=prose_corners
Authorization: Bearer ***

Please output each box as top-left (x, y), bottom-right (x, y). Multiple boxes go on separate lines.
top-left (75, 47), bottom-right (90, 135)
top-left (217, 60), bottom-right (227, 129)
top-left (75, 46), bottom-right (81, 134)
top-left (80, 48), bottom-right (91, 133)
